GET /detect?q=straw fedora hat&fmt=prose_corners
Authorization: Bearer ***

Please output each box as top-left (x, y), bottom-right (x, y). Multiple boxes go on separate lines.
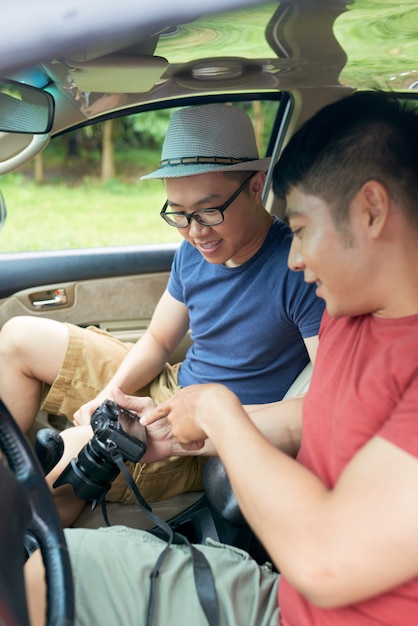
top-left (141, 103), bottom-right (271, 179)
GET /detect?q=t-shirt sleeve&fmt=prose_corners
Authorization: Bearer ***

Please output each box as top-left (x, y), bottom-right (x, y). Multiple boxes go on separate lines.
top-left (378, 357), bottom-right (418, 461)
top-left (284, 271), bottom-right (325, 338)
top-left (167, 245), bottom-right (185, 303)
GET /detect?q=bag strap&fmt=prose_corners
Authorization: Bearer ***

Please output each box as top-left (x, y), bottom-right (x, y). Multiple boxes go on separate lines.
top-left (105, 447), bottom-right (220, 626)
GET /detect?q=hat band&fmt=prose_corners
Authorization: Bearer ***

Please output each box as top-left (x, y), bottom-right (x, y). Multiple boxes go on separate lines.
top-left (159, 156), bottom-right (255, 167)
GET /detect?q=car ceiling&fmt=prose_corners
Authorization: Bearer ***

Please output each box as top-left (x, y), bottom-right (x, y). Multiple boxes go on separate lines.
top-left (0, 1), bottom-right (417, 145)
top-left (0, 0), bottom-right (348, 134)
top-left (0, 0), bottom-right (268, 75)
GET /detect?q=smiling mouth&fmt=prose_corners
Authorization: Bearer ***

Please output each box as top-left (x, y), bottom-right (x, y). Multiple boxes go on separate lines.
top-left (196, 240), bottom-right (222, 250)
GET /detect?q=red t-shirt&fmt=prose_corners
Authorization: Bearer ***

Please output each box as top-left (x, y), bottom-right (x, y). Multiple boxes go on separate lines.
top-left (279, 311), bottom-right (418, 625)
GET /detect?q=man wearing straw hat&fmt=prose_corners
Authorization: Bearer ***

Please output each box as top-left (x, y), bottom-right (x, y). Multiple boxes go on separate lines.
top-left (0, 103), bottom-right (323, 525)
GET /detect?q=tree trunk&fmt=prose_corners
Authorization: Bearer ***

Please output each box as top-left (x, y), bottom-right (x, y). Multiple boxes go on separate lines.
top-left (101, 119), bottom-right (115, 182)
top-left (252, 101), bottom-right (264, 154)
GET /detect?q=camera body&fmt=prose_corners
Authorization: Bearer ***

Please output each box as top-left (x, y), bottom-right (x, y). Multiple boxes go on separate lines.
top-left (53, 399), bottom-right (147, 502)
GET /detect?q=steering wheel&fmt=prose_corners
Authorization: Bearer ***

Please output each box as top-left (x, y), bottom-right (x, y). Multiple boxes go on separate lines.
top-left (0, 399), bottom-right (74, 626)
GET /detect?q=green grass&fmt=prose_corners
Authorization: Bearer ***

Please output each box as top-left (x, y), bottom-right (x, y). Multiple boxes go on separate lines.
top-left (0, 173), bottom-right (183, 252)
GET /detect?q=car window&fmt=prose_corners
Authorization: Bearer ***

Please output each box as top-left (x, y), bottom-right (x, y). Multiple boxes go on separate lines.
top-left (0, 98), bottom-right (282, 252)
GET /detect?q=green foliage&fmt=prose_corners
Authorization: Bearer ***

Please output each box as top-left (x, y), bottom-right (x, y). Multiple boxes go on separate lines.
top-left (0, 173), bottom-right (179, 252)
top-left (127, 109), bottom-right (173, 148)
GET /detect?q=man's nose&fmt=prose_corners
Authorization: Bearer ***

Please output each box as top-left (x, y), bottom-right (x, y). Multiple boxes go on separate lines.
top-left (288, 239), bottom-right (305, 272)
top-left (189, 217), bottom-right (210, 236)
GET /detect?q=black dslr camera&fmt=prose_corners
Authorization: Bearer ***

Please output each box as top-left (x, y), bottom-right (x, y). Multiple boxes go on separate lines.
top-left (53, 399), bottom-right (147, 502)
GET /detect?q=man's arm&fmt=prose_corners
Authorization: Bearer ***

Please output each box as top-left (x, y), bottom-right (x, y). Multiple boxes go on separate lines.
top-left (147, 384), bottom-right (418, 608)
top-left (235, 396), bottom-right (303, 457)
top-left (303, 334), bottom-right (319, 363)
top-left (100, 289), bottom-right (189, 394)
top-left (74, 289), bottom-right (189, 424)
top-left (116, 387), bottom-right (303, 461)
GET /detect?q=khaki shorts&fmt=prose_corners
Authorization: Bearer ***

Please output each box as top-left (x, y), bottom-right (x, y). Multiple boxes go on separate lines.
top-left (42, 323), bottom-right (205, 504)
top-left (64, 526), bottom-right (280, 626)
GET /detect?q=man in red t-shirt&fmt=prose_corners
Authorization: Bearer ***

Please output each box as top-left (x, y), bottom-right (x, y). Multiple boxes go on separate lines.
top-left (26, 91), bottom-right (418, 625)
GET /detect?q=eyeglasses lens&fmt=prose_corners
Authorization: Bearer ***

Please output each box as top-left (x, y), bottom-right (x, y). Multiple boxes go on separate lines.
top-left (165, 209), bottom-right (223, 228)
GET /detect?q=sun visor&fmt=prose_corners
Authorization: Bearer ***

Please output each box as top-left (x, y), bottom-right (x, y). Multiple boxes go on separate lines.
top-left (67, 54), bottom-right (168, 93)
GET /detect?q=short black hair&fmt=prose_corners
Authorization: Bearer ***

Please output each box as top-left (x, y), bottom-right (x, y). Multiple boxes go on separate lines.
top-left (273, 91), bottom-right (418, 228)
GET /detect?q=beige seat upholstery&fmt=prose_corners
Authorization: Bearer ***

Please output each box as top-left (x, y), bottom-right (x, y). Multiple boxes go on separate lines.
top-left (282, 361), bottom-right (312, 399)
top-left (71, 361), bottom-right (313, 529)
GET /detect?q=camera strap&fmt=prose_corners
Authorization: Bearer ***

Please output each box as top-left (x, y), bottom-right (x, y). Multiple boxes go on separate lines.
top-left (106, 447), bottom-right (220, 626)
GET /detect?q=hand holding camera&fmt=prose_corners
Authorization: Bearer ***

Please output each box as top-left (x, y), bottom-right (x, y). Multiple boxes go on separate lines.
top-left (53, 400), bottom-right (147, 502)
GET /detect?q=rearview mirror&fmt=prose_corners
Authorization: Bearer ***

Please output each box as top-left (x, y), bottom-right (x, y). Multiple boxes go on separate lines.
top-left (0, 79), bottom-right (54, 134)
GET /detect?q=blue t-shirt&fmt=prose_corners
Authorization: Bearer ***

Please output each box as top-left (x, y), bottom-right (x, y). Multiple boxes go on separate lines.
top-left (168, 217), bottom-right (324, 404)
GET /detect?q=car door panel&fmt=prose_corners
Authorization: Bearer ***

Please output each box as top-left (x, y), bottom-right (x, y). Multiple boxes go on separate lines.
top-left (0, 244), bottom-right (191, 364)
top-left (0, 273), bottom-right (167, 327)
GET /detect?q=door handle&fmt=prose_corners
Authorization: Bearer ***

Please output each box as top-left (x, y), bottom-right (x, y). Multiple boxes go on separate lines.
top-left (30, 288), bottom-right (68, 310)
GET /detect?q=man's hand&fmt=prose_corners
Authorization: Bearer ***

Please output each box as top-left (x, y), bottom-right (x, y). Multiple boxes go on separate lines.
top-left (73, 387), bottom-right (155, 428)
top-left (143, 383), bottom-right (241, 452)
top-left (111, 388), bottom-right (185, 462)
top-left (112, 387), bottom-right (156, 421)
top-left (73, 395), bottom-right (108, 426)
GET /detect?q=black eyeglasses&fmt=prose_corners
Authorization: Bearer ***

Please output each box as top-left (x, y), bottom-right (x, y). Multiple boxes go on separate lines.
top-left (160, 173), bottom-right (254, 228)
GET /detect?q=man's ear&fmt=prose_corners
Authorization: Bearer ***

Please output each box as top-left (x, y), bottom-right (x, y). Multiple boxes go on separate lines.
top-left (250, 171), bottom-right (266, 199)
top-left (358, 180), bottom-right (390, 238)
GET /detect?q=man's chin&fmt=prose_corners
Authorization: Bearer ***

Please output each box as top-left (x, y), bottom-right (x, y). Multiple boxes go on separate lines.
top-left (324, 299), bottom-right (346, 319)
top-left (325, 301), bottom-right (367, 319)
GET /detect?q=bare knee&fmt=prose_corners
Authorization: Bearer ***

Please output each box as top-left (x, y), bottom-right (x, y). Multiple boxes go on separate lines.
top-left (0, 316), bottom-right (54, 360)
top-left (0, 316), bottom-right (69, 382)
top-left (0, 316), bottom-right (35, 355)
